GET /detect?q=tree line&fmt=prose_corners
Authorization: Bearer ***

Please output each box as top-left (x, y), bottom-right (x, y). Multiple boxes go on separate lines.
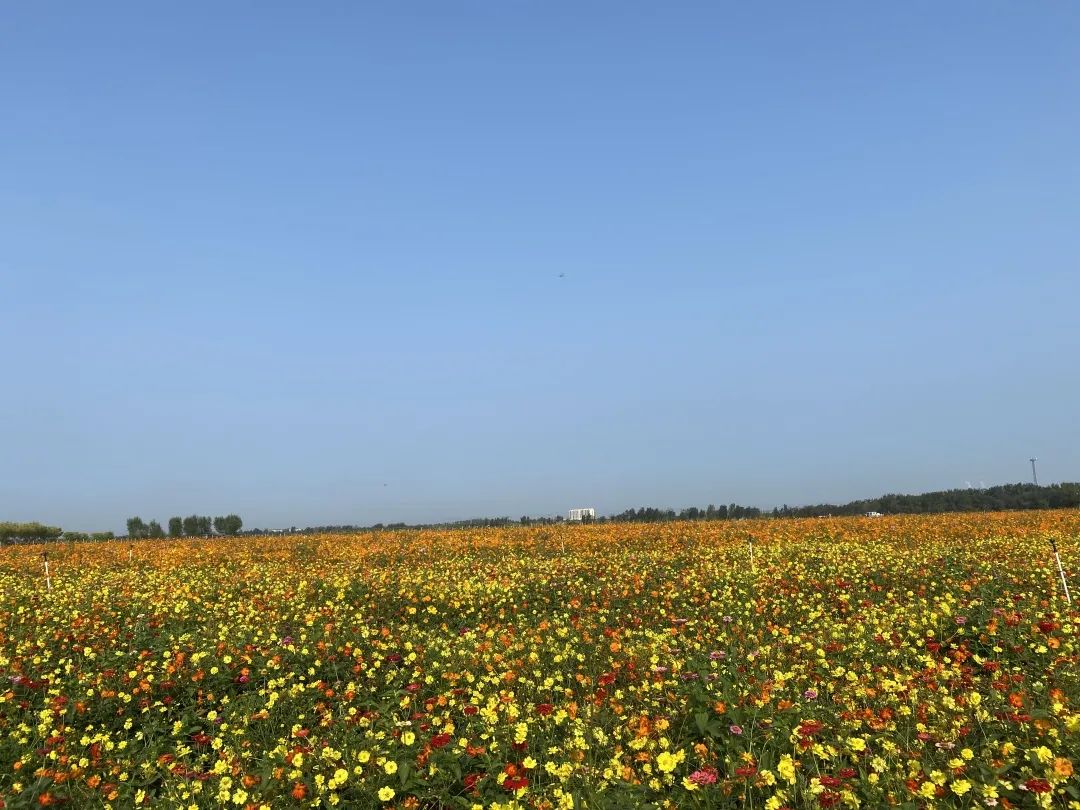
top-left (606, 503), bottom-right (763, 523)
top-left (0, 522), bottom-right (63, 543)
top-left (768, 482), bottom-right (1080, 518)
top-left (5, 483), bottom-right (1077, 546)
top-left (1, 522), bottom-right (114, 545)
top-left (126, 514), bottom-right (243, 538)
top-left (289, 483), bottom-right (1077, 532)
top-left (597, 484), bottom-right (1079, 523)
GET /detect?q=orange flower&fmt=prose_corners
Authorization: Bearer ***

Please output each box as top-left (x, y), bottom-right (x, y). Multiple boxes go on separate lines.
top-left (1053, 758), bottom-right (1073, 778)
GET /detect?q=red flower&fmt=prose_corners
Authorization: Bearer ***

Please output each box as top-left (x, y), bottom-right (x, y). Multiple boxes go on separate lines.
top-left (502, 775), bottom-right (529, 791)
top-left (463, 773), bottom-right (483, 790)
top-left (1025, 778), bottom-right (1052, 794)
top-left (798, 720), bottom-right (824, 738)
top-left (536, 703), bottom-right (554, 716)
top-left (598, 672), bottom-right (616, 686)
top-left (464, 705), bottom-right (479, 716)
top-left (431, 733), bottom-right (452, 749)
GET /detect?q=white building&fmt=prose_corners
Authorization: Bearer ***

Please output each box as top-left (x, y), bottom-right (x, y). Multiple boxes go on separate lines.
top-left (567, 508), bottom-right (596, 521)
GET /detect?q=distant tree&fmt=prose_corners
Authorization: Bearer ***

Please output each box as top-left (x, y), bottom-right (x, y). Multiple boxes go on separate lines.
top-left (520, 515), bottom-right (531, 525)
top-left (168, 517), bottom-right (183, 537)
top-left (182, 515), bottom-right (201, 536)
top-left (197, 516), bottom-right (213, 535)
top-left (126, 517), bottom-right (148, 539)
top-left (212, 515), bottom-right (242, 535)
top-left (91, 532), bottom-right (114, 541)
top-left (147, 520), bottom-right (165, 539)
top-left (0, 522), bottom-right (64, 543)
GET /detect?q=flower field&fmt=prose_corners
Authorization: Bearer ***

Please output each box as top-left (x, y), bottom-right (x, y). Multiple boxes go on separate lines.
top-left (1, 513), bottom-right (1077, 809)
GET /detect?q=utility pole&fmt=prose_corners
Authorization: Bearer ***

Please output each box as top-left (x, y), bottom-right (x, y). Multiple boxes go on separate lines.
top-left (1030, 457), bottom-right (1039, 486)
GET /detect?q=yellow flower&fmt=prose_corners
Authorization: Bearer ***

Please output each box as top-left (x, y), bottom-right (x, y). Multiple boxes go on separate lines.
top-left (378, 786), bottom-right (395, 802)
top-left (383, 760), bottom-right (398, 775)
top-left (951, 780), bottom-right (971, 796)
top-left (778, 754), bottom-right (797, 784)
top-left (656, 751), bottom-right (677, 773)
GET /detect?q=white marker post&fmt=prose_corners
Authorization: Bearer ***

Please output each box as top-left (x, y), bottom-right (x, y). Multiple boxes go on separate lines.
top-left (1050, 536), bottom-right (1072, 605)
top-left (749, 534), bottom-right (755, 573)
top-left (43, 551), bottom-right (52, 593)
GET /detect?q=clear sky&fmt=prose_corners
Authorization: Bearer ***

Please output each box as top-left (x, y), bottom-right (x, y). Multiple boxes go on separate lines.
top-left (2, 3), bottom-right (1078, 533)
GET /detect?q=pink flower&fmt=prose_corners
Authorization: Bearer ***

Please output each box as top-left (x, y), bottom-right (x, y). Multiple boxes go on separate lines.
top-left (689, 768), bottom-right (718, 786)
top-left (729, 724), bottom-right (744, 735)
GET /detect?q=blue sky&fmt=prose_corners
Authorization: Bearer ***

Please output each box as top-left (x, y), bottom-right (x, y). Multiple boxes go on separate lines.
top-left (2, 3), bottom-right (1078, 532)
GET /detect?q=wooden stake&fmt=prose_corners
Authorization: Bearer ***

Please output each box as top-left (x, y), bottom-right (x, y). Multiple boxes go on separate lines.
top-left (43, 551), bottom-right (52, 592)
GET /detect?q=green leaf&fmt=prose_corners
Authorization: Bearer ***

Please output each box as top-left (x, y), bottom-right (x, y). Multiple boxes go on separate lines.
top-left (694, 710), bottom-right (710, 736)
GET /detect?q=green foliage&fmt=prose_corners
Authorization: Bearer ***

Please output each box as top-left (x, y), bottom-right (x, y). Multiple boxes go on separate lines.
top-left (168, 517), bottom-right (183, 538)
top-left (0, 522), bottom-right (63, 543)
top-left (611, 483), bottom-right (1080, 523)
top-left (181, 515), bottom-right (211, 536)
top-left (213, 514), bottom-right (243, 535)
top-left (126, 516), bottom-right (149, 539)
top-left (773, 482), bottom-right (1080, 517)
